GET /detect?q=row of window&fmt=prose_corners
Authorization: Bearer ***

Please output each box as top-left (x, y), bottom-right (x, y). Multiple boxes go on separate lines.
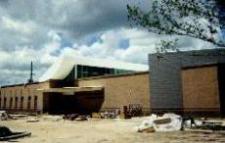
top-left (76, 65), bottom-right (133, 79)
top-left (0, 89), bottom-right (35, 97)
top-left (0, 96), bottom-right (38, 110)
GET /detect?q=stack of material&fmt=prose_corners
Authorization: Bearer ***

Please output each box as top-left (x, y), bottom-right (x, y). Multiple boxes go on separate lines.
top-left (100, 111), bottom-right (117, 119)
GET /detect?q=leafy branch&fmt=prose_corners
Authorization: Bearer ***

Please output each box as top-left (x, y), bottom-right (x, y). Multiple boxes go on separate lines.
top-left (127, 0), bottom-right (225, 47)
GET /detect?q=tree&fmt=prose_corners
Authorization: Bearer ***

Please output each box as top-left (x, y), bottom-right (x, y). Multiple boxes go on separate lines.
top-left (217, 0), bottom-right (225, 31)
top-left (156, 39), bottom-right (179, 53)
top-left (127, 0), bottom-right (225, 47)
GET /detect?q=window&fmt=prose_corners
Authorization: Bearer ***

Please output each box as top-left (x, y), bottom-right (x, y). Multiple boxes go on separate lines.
top-left (27, 96), bottom-right (31, 110)
top-left (9, 97), bottom-right (13, 109)
top-left (20, 97), bottom-right (24, 110)
top-left (3, 97), bottom-right (7, 109)
top-left (14, 90), bottom-right (17, 96)
top-left (34, 96), bottom-right (38, 110)
top-left (15, 97), bottom-right (18, 109)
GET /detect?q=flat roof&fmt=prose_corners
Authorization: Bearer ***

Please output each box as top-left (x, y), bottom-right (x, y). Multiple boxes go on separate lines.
top-left (182, 63), bottom-right (219, 70)
top-left (37, 86), bottom-right (103, 93)
top-left (149, 48), bottom-right (225, 56)
top-left (77, 71), bottom-right (149, 81)
top-left (1, 81), bottom-right (41, 88)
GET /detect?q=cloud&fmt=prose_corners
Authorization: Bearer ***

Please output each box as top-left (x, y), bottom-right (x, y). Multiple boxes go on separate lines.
top-left (0, 0), bottom-right (127, 39)
top-left (0, 31), bottom-right (61, 85)
top-left (1, 16), bottom-right (37, 35)
top-left (66, 28), bottom-right (215, 65)
top-left (0, 0), bottom-right (217, 85)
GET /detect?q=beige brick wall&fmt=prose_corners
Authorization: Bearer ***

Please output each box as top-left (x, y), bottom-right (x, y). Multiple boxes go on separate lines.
top-left (0, 73), bottom-right (151, 114)
top-left (78, 73), bottom-right (150, 113)
top-left (0, 81), bottom-right (50, 112)
top-left (181, 66), bottom-right (220, 112)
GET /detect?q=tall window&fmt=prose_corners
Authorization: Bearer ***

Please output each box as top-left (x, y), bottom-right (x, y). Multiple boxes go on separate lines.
top-left (0, 97), bottom-right (1, 109)
top-left (3, 97), bottom-right (7, 109)
top-left (34, 96), bottom-right (38, 110)
top-left (20, 97), bottom-right (24, 110)
top-left (15, 97), bottom-right (18, 109)
top-left (27, 96), bottom-right (31, 110)
top-left (9, 97), bottom-right (13, 109)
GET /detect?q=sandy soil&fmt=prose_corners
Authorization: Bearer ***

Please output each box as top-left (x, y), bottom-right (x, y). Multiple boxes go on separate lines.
top-left (1, 116), bottom-right (225, 143)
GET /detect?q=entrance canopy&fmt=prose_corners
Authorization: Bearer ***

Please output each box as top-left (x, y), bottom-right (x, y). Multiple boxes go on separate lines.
top-left (39, 86), bottom-right (104, 114)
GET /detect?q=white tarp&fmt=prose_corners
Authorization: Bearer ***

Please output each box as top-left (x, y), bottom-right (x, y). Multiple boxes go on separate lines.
top-left (137, 113), bottom-right (182, 132)
top-left (153, 113), bottom-right (182, 132)
top-left (137, 114), bottom-right (157, 132)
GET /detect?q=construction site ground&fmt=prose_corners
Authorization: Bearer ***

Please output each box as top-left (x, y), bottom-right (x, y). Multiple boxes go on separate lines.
top-left (1, 116), bottom-right (225, 143)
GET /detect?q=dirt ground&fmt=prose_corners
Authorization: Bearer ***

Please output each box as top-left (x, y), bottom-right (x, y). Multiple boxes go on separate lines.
top-left (1, 116), bottom-right (225, 143)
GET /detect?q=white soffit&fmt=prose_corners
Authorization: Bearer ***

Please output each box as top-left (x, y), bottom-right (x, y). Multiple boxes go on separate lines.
top-left (39, 55), bottom-right (148, 82)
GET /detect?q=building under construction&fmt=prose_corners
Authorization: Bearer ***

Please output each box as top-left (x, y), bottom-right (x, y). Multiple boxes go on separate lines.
top-left (0, 49), bottom-right (224, 116)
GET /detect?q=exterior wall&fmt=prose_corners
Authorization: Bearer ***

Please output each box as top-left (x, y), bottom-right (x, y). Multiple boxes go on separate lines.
top-left (0, 81), bottom-right (50, 113)
top-left (182, 66), bottom-right (220, 113)
top-left (149, 53), bottom-right (183, 112)
top-left (149, 49), bottom-right (225, 113)
top-left (77, 72), bottom-right (150, 113)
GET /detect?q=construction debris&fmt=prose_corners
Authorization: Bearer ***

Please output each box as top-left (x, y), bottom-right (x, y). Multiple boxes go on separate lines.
top-left (43, 115), bottom-right (63, 122)
top-left (0, 126), bottom-right (31, 141)
top-left (27, 117), bottom-right (39, 123)
top-left (153, 113), bottom-right (182, 132)
top-left (137, 113), bottom-right (182, 133)
top-left (192, 121), bottom-right (225, 131)
top-left (75, 115), bottom-right (88, 121)
top-left (10, 114), bottom-right (27, 119)
top-left (100, 111), bottom-right (118, 119)
top-left (92, 112), bottom-right (102, 118)
top-left (63, 114), bottom-right (89, 121)
top-left (124, 104), bottom-right (143, 119)
top-left (137, 114), bottom-right (157, 133)
top-left (63, 114), bottom-right (79, 121)
top-left (0, 111), bottom-right (9, 121)
top-left (137, 113), bottom-right (225, 133)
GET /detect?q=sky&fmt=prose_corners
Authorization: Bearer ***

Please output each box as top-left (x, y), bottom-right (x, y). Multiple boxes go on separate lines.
top-left (0, 0), bottom-right (220, 85)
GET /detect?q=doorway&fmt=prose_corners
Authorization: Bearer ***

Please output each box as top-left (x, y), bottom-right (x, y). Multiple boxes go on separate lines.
top-left (218, 64), bottom-right (225, 115)
top-left (45, 90), bottom-right (104, 114)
